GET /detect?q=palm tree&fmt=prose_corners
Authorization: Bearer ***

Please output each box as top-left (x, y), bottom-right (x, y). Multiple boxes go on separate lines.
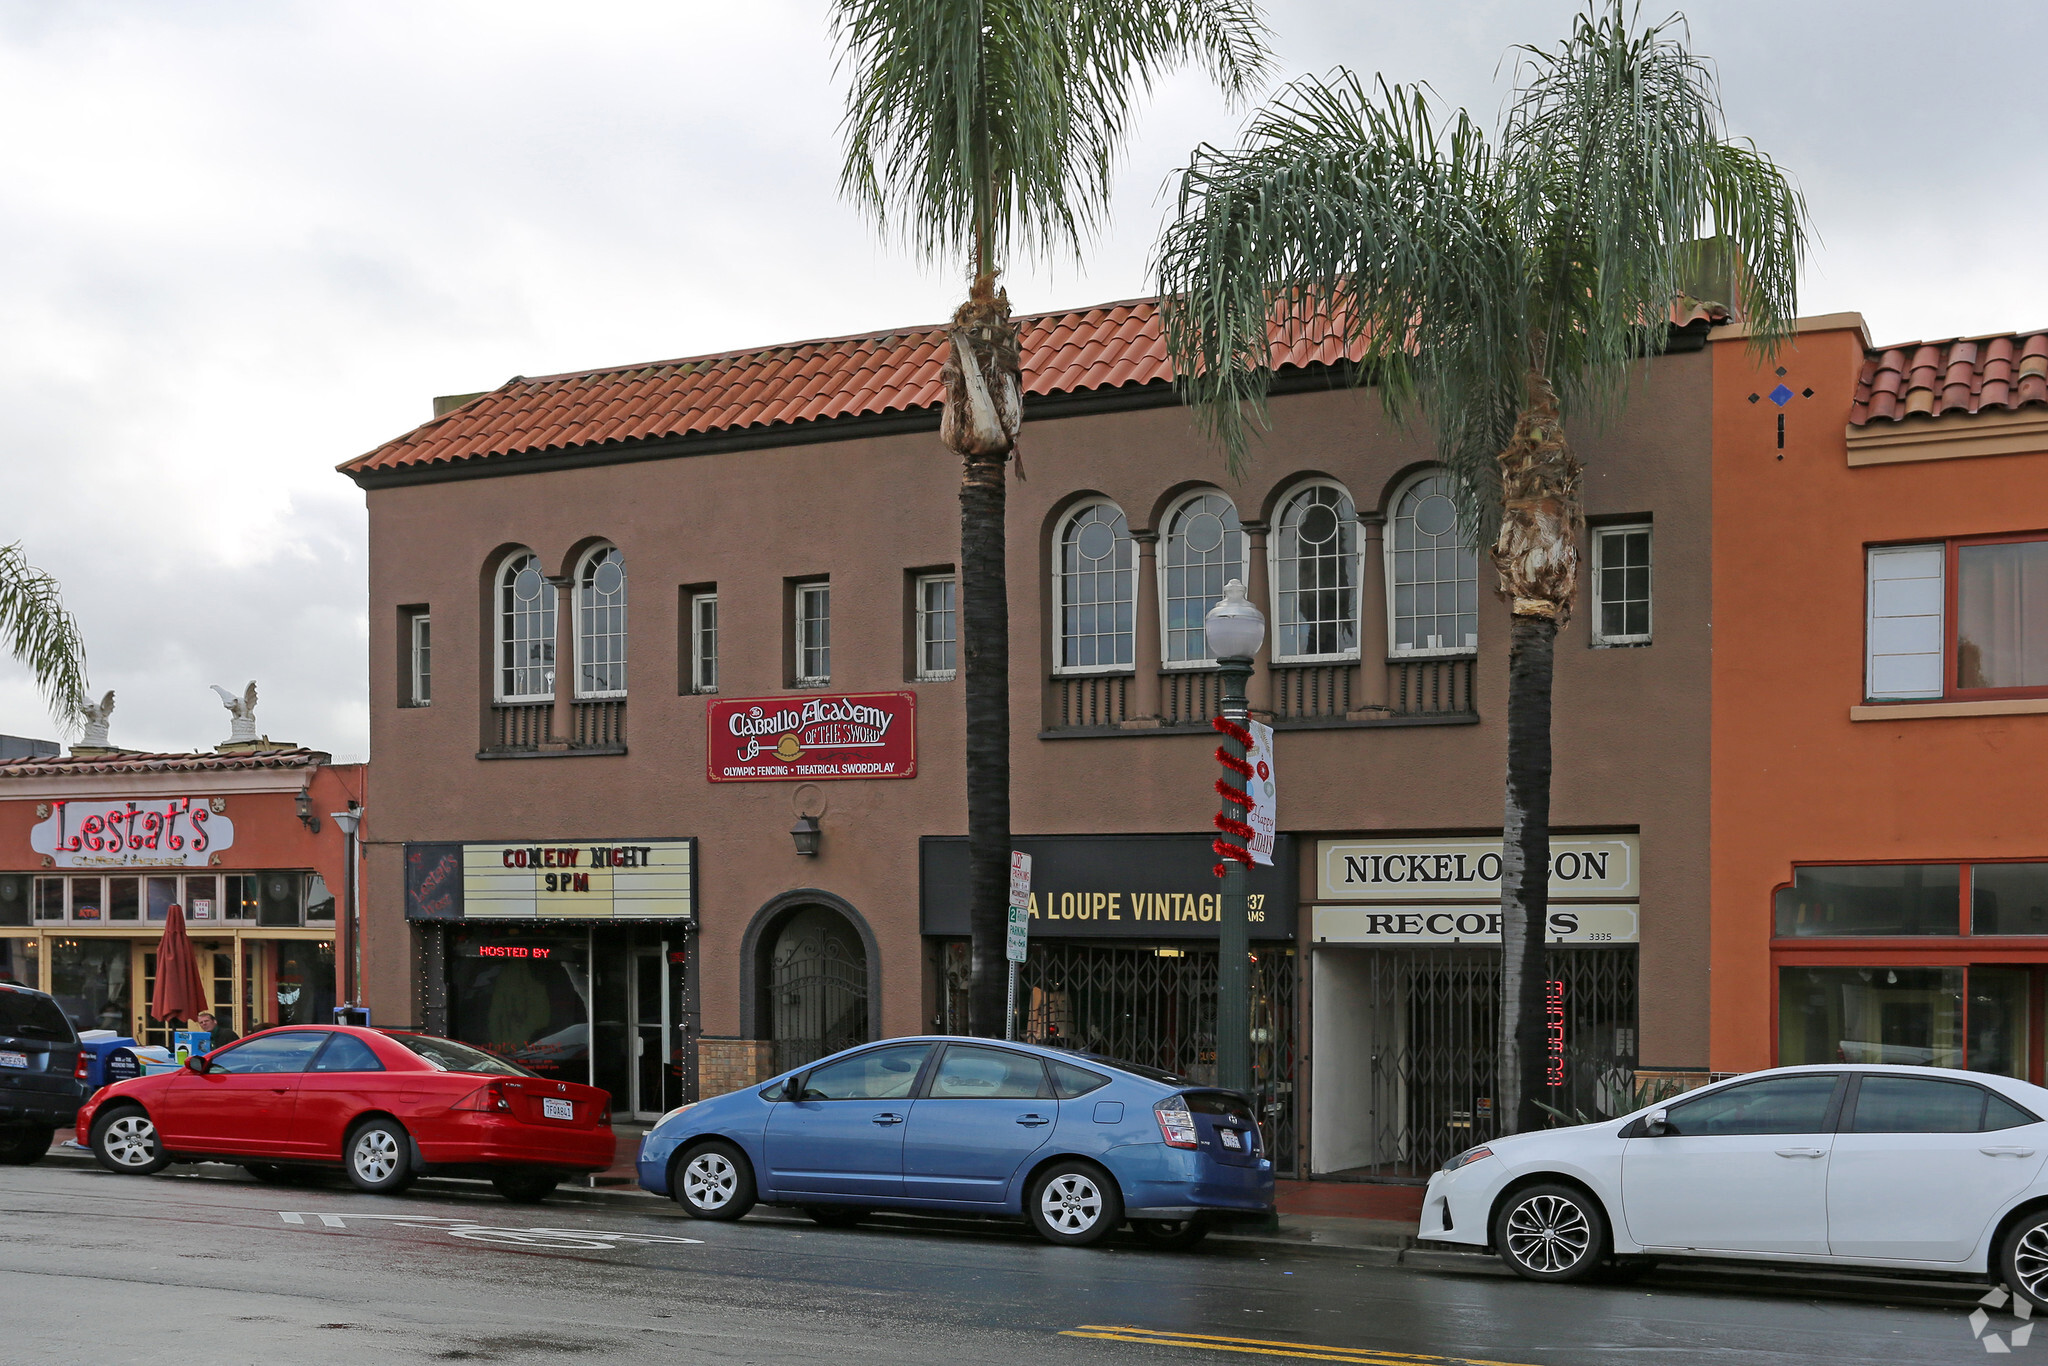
top-left (1154, 2), bottom-right (1806, 1130)
top-left (832, 0), bottom-right (1269, 1035)
top-left (0, 542), bottom-right (89, 734)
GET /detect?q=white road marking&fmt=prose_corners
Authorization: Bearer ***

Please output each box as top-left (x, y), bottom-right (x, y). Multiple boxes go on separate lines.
top-left (277, 1211), bottom-right (704, 1250)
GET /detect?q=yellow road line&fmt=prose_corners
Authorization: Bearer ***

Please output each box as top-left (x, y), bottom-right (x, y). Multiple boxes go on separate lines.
top-left (1062, 1326), bottom-right (1535, 1366)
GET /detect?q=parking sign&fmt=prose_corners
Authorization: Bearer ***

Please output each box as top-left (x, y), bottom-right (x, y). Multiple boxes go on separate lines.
top-left (1006, 852), bottom-right (1032, 963)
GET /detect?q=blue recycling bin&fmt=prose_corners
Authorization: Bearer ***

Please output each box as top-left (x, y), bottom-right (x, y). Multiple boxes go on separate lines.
top-left (77, 1036), bottom-right (138, 1091)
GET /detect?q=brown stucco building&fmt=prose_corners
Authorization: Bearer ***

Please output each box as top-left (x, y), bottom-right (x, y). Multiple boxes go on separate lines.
top-left (341, 297), bottom-right (1716, 1179)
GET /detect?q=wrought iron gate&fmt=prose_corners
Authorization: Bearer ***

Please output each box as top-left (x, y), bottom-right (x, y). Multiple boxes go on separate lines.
top-left (1347, 946), bottom-right (1637, 1180)
top-left (770, 931), bottom-right (868, 1073)
top-left (939, 940), bottom-right (1298, 1173)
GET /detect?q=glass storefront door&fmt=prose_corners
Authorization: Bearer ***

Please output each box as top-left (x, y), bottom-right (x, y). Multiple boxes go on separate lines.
top-left (630, 947), bottom-right (668, 1119)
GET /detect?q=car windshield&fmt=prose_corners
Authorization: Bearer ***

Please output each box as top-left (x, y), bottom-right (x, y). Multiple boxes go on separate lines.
top-left (383, 1032), bottom-right (533, 1077)
top-left (0, 989), bottom-right (72, 1042)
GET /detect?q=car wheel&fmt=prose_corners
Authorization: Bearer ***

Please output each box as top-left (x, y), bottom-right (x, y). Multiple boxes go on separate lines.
top-left (2003, 1210), bottom-right (2048, 1312)
top-left (0, 1125), bottom-right (52, 1165)
top-left (492, 1170), bottom-right (560, 1204)
top-left (1028, 1161), bottom-right (1123, 1248)
top-left (344, 1119), bottom-right (416, 1195)
top-left (1129, 1217), bottom-right (1210, 1251)
top-left (1493, 1183), bottom-right (1607, 1283)
top-left (91, 1106), bottom-right (169, 1175)
top-left (804, 1206), bottom-right (870, 1228)
top-left (673, 1140), bottom-right (755, 1221)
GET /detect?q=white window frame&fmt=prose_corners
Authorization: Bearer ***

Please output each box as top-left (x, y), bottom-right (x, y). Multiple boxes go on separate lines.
top-left (795, 581), bottom-right (831, 687)
top-left (1590, 524), bottom-right (1654, 647)
top-left (408, 611), bottom-right (431, 706)
top-left (1269, 480), bottom-right (1362, 664)
top-left (572, 543), bottom-right (628, 699)
top-left (915, 573), bottom-right (957, 682)
top-left (495, 549), bottom-right (556, 703)
top-left (1052, 499), bottom-right (1137, 676)
top-left (1866, 543), bottom-right (1946, 701)
top-left (1158, 490), bottom-right (1248, 669)
top-left (690, 592), bottom-right (718, 694)
top-left (1384, 470), bottom-right (1479, 660)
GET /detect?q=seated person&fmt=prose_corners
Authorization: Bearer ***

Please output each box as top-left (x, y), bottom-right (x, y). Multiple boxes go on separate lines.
top-left (194, 1010), bottom-right (239, 1051)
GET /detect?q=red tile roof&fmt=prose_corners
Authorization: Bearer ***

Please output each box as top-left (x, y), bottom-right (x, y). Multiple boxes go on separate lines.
top-left (338, 297), bottom-right (1371, 477)
top-left (1852, 332), bottom-right (2048, 425)
top-left (0, 747), bottom-right (331, 779)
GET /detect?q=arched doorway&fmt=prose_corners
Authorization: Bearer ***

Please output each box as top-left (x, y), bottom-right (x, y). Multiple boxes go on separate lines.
top-left (765, 904), bottom-right (868, 1073)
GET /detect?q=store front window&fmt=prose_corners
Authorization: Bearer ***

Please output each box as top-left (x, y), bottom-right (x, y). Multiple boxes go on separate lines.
top-left (0, 937), bottom-right (36, 988)
top-left (450, 930), bottom-right (591, 1084)
top-left (48, 938), bottom-right (134, 1035)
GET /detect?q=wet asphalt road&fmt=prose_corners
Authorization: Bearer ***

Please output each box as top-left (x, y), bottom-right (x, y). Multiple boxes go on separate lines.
top-left (0, 1161), bottom-right (2016, 1366)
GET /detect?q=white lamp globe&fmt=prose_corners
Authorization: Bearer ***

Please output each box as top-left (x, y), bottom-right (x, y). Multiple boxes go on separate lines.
top-left (1203, 579), bottom-right (1266, 660)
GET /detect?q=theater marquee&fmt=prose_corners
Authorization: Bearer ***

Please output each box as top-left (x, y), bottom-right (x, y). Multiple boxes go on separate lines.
top-left (402, 838), bottom-right (696, 922)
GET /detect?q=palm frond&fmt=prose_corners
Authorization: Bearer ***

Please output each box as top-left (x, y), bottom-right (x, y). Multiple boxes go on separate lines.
top-left (833, 0), bottom-right (1271, 273)
top-left (1153, 72), bottom-right (1525, 502)
top-left (0, 543), bottom-right (89, 734)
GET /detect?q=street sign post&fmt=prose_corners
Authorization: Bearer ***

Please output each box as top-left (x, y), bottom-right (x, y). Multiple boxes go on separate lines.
top-left (1005, 851), bottom-right (1031, 1040)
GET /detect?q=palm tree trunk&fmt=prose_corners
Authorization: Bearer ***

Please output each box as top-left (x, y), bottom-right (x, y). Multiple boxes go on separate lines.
top-left (943, 276), bottom-right (1023, 1039)
top-left (1491, 371), bottom-right (1582, 1135)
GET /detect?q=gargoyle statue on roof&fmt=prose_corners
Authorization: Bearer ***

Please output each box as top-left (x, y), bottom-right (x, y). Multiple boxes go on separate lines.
top-left (78, 691), bottom-right (115, 747)
top-left (211, 680), bottom-right (259, 743)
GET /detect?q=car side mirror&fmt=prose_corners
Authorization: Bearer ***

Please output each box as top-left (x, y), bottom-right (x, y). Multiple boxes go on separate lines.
top-left (781, 1076), bottom-right (802, 1103)
top-left (183, 1054), bottom-right (212, 1075)
top-left (1643, 1108), bottom-right (1671, 1137)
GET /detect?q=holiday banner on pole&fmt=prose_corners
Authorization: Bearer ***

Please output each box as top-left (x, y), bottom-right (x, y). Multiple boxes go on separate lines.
top-left (1246, 719), bottom-right (1276, 867)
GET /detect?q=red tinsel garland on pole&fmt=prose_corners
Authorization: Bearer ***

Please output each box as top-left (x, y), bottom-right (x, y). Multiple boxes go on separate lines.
top-left (1211, 716), bottom-right (1255, 878)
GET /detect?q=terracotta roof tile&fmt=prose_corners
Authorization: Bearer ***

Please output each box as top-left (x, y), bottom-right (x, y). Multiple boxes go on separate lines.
top-left (343, 294), bottom-right (1723, 477)
top-left (0, 747), bottom-right (331, 779)
top-left (1852, 330), bottom-right (2048, 425)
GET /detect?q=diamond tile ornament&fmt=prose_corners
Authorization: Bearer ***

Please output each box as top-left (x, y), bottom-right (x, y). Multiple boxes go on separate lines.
top-left (1769, 384), bottom-right (1794, 406)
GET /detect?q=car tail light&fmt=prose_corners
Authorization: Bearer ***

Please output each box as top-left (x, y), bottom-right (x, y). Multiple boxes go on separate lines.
top-left (1154, 1097), bottom-right (1199, 1150)
top-left (452, 1083), bottom-right (512, 1113)
top-left (73, 1051), bottom-right (89, 1081)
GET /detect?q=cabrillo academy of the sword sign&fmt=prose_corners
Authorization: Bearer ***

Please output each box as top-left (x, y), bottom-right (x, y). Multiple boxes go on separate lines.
top-left (706, 692), bottom-right (917, 782)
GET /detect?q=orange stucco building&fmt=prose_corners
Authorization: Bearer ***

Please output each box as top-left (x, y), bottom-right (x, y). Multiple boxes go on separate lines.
top-left (1711, 316), bottom-right (2048, 1077)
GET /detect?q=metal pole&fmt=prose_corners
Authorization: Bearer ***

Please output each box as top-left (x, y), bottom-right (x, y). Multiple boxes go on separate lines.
top-left (347, 827), bottom-right (360, 1006)
top-left (1214, 654), bottom-right (1254, 1094)
top-left (1004, 961), bottom-right (1017, 1041)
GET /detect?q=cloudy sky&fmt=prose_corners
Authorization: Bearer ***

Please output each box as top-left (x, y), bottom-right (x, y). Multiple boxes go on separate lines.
top-left (0, 0), bottom-right (2035, 759)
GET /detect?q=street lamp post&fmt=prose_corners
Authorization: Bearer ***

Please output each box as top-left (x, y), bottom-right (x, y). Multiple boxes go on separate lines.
top-left (328, 806), bottom-right (362, 1008)
top-left (1203, 579), bottom-right (1265, 1096)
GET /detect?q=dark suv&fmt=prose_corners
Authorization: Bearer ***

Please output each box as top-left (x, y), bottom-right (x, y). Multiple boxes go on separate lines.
top-left (0, 982), bottom-right (84, 1163)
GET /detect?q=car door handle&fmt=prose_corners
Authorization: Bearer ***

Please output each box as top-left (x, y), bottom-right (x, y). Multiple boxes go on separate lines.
top-left (870, 1112), bottom-right (903, 1126)
top-left (1016, 1114), bottom-right (1050, 1127)
top-left (1774, 1147), bottom-right (1826, 1158)
top-left (1983, 1146), bottom-right (2038, 1157)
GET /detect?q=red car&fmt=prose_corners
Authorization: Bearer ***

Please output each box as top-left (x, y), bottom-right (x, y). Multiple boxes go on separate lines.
top-left (75, 1025), bottom-right (613, 1203)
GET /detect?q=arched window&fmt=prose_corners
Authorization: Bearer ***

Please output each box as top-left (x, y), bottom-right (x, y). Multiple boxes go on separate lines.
top-left (1387, 471), bottom-right (1479, 656)
top-left (575, 544), bottom-right (627, 697)
top-left (1272, 482), bottom-right (1359, 660)
top-left (1054, 500), bottom-right (1134, 671)
top-left (496, 550), bottom-right (556, 701)
top-left (1161, 491), bottom-right (1246, 664)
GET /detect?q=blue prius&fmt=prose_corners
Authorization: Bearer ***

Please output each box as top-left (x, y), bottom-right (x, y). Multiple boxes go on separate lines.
top-left (637, 1036), bottom-right (1274, 1248)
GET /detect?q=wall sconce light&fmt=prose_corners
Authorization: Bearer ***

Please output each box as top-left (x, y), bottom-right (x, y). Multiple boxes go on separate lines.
top-left (790, 813), bottom-right (822, 857)
top-left (296, 789), bottom-right (321, 833)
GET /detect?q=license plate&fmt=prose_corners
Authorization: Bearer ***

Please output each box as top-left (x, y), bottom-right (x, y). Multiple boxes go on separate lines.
top-left (0, 1051), bottom-right (25, 1069)
top-left (542, 1097), bottom-right (574, 1121)
top-left (1219, 1129), bottom-right (1243, 1151)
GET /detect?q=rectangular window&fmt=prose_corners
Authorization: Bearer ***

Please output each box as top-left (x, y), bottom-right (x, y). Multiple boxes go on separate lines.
top-left (110, 877), bottom-right (140, 921)
top-left (1774, 863), bottom-right (1961, 937)
top-left (185, 875), bottom-right (218, 922)
top-left (690, 592), bottom-right (718, 694)
top-left (1591, 525), bottom-right (1652, 645)
top-left (226, 875), bottom-right (261, 921)
top-left (1957, 536), bottom-right (2048, 693)
top-left (795, 582), bottom-right (830, 686)
top-left (409, 611), bottom-right (432, 706)
top-left (33, 878), bottom-right (63, 921)
top-left (1971, 862), bottom-right (2048, 935)
top-left (69, 877), bottom-right (103, 923)
top-left (916, 574), bottom-right (956, 681)
top-left (1867, 545), bottom-right (1945, 699)
top-left (1780, 966), bottom-right (1963, 1068)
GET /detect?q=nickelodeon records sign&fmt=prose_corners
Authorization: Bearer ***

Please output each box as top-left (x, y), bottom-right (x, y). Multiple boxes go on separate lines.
top-left (706, 692), bottom-right (917, 782)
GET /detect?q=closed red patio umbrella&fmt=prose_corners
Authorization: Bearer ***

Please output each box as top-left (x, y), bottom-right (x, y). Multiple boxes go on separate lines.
top-left (150, 902), bottom-right (209, 1028)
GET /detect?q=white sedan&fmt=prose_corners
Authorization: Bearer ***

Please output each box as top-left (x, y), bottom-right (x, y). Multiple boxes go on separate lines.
top-left (1422, 1064), bottom-right (2048, 1304)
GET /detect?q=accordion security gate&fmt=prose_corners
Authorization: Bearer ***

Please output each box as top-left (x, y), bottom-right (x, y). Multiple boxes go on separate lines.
top-left (1342, 945), bottom-right (1638, 1180)
top-left (940, 940), bottom-right (1299, 1174)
